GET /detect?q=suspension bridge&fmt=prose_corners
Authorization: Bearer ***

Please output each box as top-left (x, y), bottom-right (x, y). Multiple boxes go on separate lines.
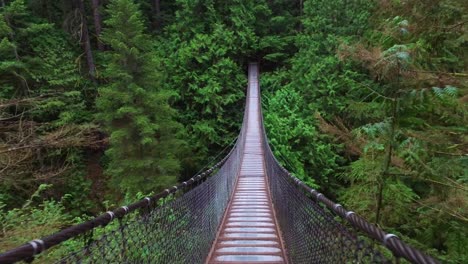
top-left (0, 64), bottom-right (438, 264)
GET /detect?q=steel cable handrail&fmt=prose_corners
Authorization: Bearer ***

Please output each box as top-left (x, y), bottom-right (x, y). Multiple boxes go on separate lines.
top-left (0, 147), bottom-right (236, 263)
top-left (0, 64), bottom-right (440, 264)
top-left (0, 88), bottom-right (250, 264)
top-left (255, 64), bottom-right (439, 264)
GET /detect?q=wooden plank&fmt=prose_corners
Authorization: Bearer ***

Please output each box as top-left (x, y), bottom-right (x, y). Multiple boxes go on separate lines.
top-left (207, 64), bottom-right (287, 264)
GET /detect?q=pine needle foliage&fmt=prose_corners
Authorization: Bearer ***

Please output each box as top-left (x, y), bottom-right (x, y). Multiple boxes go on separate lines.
top-left (0, 1), bottom-right (466, 262)
top-left (97, 0), bottom-right (183, 196)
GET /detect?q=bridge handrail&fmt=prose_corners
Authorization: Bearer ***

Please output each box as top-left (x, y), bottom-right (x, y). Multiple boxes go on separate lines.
top-left (0, 80), bottom-right (251, 264)
top-left (0, 144), bottom-right (237, 263)
top-left (0, 63), bottom-right (440, 264)
top-left (255, 64), bottom-right (439, 264)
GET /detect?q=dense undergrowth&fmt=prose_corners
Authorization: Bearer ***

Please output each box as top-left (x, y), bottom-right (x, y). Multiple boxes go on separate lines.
top-left (0, 0), bottom-right (466, 262)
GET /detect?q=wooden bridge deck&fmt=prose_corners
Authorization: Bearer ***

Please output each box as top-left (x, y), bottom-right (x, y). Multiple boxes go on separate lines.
top-left (207, 64), bottom-right (287, 264)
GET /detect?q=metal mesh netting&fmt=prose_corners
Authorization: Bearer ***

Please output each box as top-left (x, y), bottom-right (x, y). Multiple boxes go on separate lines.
top-left (59, 150), bottom-right (238, 263)
top-left (0, 94), bottom-right (248, 264)
top-left (263, 145), bottom-right (390, 263)
top-left (52, 92), bottom-right (250, 264)
top-left (1, 64), bottom-right (439, 264)
top-left (55, 123), bottom-right (247, 263)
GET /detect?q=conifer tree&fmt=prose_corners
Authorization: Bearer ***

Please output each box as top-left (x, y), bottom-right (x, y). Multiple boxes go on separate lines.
top-left (0, 0), bottom-right (92, 206)
top-left (159, 0), bottom-right (273, 173)
top-left (97, 0), bottom-right (182, 195)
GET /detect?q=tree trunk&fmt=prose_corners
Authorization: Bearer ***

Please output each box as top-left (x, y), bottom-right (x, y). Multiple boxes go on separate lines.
top-left (76, 0), bottom-right (96, 81)
top-left (151, 0), bottom-right (161, 30)
top-left (41, 0), bottom-right (53, 22)
top-left (91, 0), bottom-right (104, 50)
top-left (154, 0), bottom-right (160, 14)
top-left (375, 98), bottom-right (397, 225)
top-left (298, 0), bottom-right (303, 31)
top-left (375, 65), bottom-right (401, 225)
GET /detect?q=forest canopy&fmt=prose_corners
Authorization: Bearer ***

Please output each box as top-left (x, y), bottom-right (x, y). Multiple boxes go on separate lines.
top-left (0, 0), bottom-right (466, 263)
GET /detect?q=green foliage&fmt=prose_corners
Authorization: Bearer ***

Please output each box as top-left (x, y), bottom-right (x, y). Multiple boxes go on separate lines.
top-left (97, 0), bottom-right (183, 196)
top-left (262, 72), bottom-right (339, 188)
top-left (262, 0), bottom-right (374, 195)
top-left (0, 185), bottom-right (77, 261)
top-left (262, 0), bottom-right (466, 262)
top-left (156, 0), bottom-right (276, 173)
top-left (0, 0), bottom-right (466, 262)
top-left (0, 0), bottom-right (93, 211)
top-left (334, 0), bottom-right (468, 262)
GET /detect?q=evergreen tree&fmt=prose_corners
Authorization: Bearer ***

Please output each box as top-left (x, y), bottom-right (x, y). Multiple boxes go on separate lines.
top-left (157, 0), bottom-right (274, 175)
top-left (97, 0), bottom-right (183, 196)
top-left (262, 0), bottom-right (373, 190)
top-left (0, 1), bottom-right (466, 262)
top-left (0, 0), bottom-right (93, 209)
top-left (337, 1), bottom-right (467, 261)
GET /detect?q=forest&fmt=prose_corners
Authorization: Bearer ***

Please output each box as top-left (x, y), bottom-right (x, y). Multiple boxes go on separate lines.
top-left (0, 0), bottom-right (466, 263)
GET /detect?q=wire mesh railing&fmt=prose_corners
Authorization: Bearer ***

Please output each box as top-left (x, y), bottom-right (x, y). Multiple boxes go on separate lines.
top-left (0, 63), bottom-right (440, 264)
top-left (256, 67), bottom-right (439, 263)
top-left (0, 144), bottom-right (243, 263)
top-left (59, 153), bottom-right (240, 264)
top-left (263, 145), bottom-right (391, 263)
top-left (0, 90), bottom-right (250, 264)
top-left (262, 145), bottom-right (440, 264)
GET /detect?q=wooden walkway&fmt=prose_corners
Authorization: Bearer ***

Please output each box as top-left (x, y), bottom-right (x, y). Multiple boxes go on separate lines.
top-left (207, 64), bottom-right (287, 264)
